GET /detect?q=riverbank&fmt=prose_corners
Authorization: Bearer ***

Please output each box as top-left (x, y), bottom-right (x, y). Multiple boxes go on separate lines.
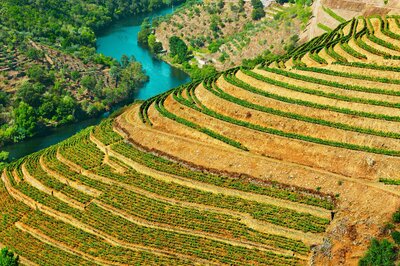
top-left (1, 5), bottom-right (190, 162)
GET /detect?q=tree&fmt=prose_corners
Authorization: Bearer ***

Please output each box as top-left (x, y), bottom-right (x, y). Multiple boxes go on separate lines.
top-left (26, 48), bottom-right (43, 60)
top-left (238, 0), bottom-right (245, 12)
top-left (169, 36), bottom-right (188, 63)
top-left (138, 18), bottom-right (152, 46)
top-left (55, 96), bottom-right (77, 123)
top-left (121, 55), bottom-right (130, 68)
top-left (0, 151), bottom-right (9, 162)
top-left (148, 34), bottom-right (163, 53)
top-left (14, 102), bottom-right (38, 139)
top-left (251, 0), bottom-right (265, 20)
top-left (109, 66), bottom-right (121, 87)
top-left (26, 64), bottom-right (54, 85)
top-left (119, 61), bottom-right (148, 91)
top-left (393, 210), bottom-right (400, 223)
top-left (252, 8), bottom-right (265, 20)
top-left (17, 82), bottom-right (45, 108)
top-left (0, 248), bottom-right (19, 266)
top-left (80, 75), bottom-right (97, 90)
top-left (391, 231), bottom-right (400, 245)
top-left (359, 239), bottom-right (397, 266)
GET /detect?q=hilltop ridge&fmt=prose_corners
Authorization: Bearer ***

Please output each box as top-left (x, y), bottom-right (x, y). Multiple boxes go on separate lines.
top-left (306, 0), bottom-right (400, 39)
top-left (1, 15), bottom-right (400, 265)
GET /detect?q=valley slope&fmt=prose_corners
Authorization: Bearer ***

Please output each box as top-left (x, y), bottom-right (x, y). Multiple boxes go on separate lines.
top-left (1, 15), bottom-right (400, 265)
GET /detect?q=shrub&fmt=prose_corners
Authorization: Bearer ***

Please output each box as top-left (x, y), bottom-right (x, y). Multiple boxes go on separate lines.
top-left (359, 239), bottom-right (396, 266)
top-left (169, 36), bottom-right (188, 63)
top-left (0, 151), bottom-right (9, 162)
top-left (0, 248), bottom-right (19, 266)
top-left (393, 210), bottom-right (400, 223)
top-left (391, 231), bottom-right (400, 245)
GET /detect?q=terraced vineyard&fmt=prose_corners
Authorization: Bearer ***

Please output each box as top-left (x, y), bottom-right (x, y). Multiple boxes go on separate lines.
top-left (1, 15), bottom-right (400, 265)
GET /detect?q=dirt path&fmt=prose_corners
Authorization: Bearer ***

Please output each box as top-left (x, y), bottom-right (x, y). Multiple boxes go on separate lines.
top-left (56, 148), bottom-right (311, 254)
top-left (39, 155), bottom-right (102, 197)
top-left (325, 63), bottom-right (400, 80)
top-left (292, 67), bottom-right (400, 93)
top-left (15, 222), bottom-right (120, 266)
top-left (363, 28), bottom-right (400, 56)
top-left (250, 69), bottom-right (400, 117)
top-left (195, 81), bottom-right (400, 153)
top-left (63, 136), bottom-right (323, 246)
top-left (119, 104), bottom-right (400, 198)
top-left (217, 76), bottom-right (400, 134)
top-left (21, 163), bottom-right (86, 210)
top-left (12, 169), bottom-right (21, 184)
top-left (115, 103), bottom-right (400, 265)
top-left (271, 67), bottom-right (400, 102)
top-left (91, 131), bottom-right (332, 220)
top-left (300, 52), bottom-right (322, 67)
top-left (147, 101), bottom-right (232, 148)
top-left (318, 48), bottom-right (335, 64)
top-left (94, 200), bottom-right (305, 258)
top-left (161, 89), bottom-right (400, 180)
top-left (333, 43), bottom-right (363, 62)
top-left (103, 155), bottom-right (126, 173)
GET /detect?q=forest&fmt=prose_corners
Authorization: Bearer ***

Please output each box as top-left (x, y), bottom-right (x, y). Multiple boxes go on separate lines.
top-left (0, 0), bottom-right (184, 152)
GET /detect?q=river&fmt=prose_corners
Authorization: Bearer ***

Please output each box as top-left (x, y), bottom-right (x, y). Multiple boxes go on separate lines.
top-left (3, 6), bottom-right (190, 161)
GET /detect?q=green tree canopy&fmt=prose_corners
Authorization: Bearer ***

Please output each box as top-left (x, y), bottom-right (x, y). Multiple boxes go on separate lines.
top-left (14, 101), bottom-right (38, 139)
top-left (359, 239), bottom-right (397, 266)
top-left (148, 34), bottom-right (163, 53)
top-left (0, 248), bottom-right (19, 266)
top-left (251, 0), bottom-right (265, 20)
top-left (138, 18), bottom-right (152, 46)
top-left (169, 36), bottom-right (188, 63)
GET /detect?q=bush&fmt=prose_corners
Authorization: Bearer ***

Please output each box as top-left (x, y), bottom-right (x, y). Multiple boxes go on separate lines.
top-left (359, 239), bottom-right (397, 266)
top-left (169, 36), bottom-right (188, 63)
top-left (0, 248), bottom-right (19, 266)
top-left (391, 231), bottom-right (400, 245)
top-left (393, 210), bottom-right (400, 223)
top-left (0, 151), bottom-right (9, 162)
top-left (252, 8), bottom-right (265, 20)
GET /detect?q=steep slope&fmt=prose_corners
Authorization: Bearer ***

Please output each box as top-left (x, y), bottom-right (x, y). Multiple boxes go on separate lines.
top-left (154, 0), bottom-right (310, 71)
top-left (305, 0), bottom-right (400, 39)
top-left (0, 15), bottom-right (400, 265)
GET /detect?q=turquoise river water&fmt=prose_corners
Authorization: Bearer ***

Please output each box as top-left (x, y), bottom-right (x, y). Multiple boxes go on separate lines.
top-left (3, 6), bottom-right (190, 161)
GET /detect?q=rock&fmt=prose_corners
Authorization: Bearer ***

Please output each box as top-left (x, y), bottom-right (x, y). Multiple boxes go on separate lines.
top-left (366, 157), bottom-right (375, 167)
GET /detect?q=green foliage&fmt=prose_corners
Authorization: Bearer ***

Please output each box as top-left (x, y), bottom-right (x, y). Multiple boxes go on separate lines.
top-left (393, 210), bottom-right (400, 223)
top-left (148, 34), bottom-right (163, 53)
top-left (26, 64), bottom-right (54, 85)
top-left (208, 40), bottom-right (224, 53)
top-left (379, 178), bottom-right (400, 185)
top-left (391, 231), bottom-right (400, 245)
top-left (0, 151), bottom-right (9, 162)
top-left (0, 248), bottom-right (19, 266)
top-left (322, 6), bottom-right (346, 23)
top-left (1, 0), bottom-right (184, 50)
top-left (13, 102), bottom-right (38, 140)
top-left (251, 0), bottom-right (265, 20)
top-left (359, 239), bottom-right (397, 266)
top-left (169, 36), bottom-right (188, 63)
top-left (185, 64), bottom-right (217, 79)
top-left (138, 18), bottom-right (152, 47)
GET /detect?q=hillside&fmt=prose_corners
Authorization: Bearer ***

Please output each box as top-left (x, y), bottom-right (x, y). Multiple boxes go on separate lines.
top-left (0, 0), bottom-right (187, 148)
top-left (153, 0), bottom-right (311, 71)
top-left (0, 34), bottom-right (147, 148)
top-left (305, 0), bottom-right (400, 39)
top-left (1, 15), bottom-right (400, 265)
